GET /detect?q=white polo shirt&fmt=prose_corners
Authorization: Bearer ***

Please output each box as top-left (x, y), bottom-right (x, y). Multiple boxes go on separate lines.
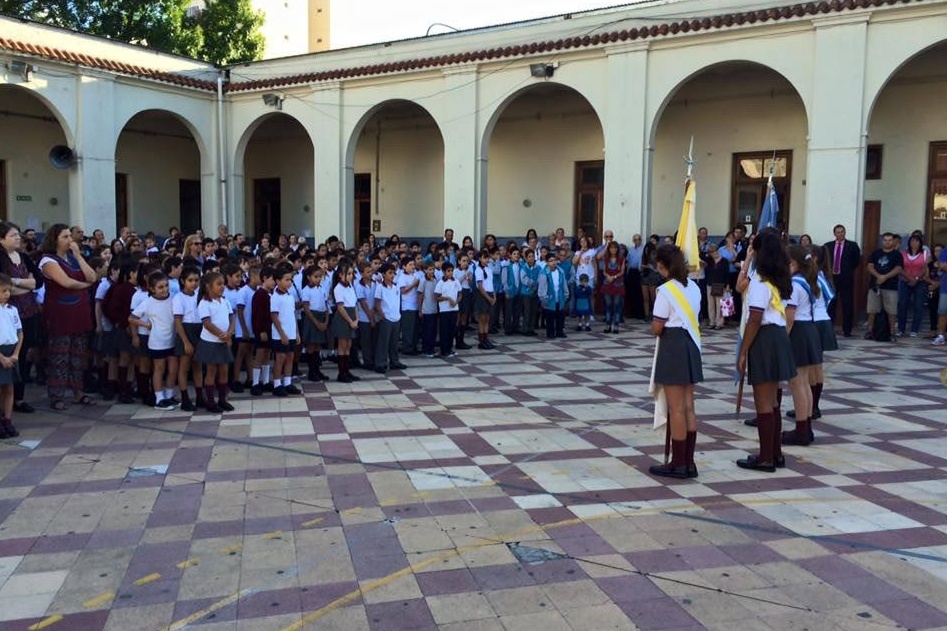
top-left (374, 283), bottom-right (402, 321)
top-left (270, 290), bottom-right (297, 339)
top-left (132, 296), bottom-right (175, 350)
top-left (197, 297), bottom-right (233, 343)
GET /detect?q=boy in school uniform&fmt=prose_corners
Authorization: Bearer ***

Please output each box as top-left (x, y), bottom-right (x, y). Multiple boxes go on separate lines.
top-left (397, 258), bottom-right (421, 355)
top-left (502, 248), bottom-right (522, 335)
top-left (419, 262), bottom-right (439, 358)
top-left (374, 264), bottom-right (407, 373)
top-left (270, 266), bottom-right (301, 397)
top-left (250, 267), bottom-right (276, 395)
top-left (490, 248), bottom-right (504, 334)
top-left (435, 263), bottom-right (461, 358)
top-left (538, 252), bottom-right (570, 339)
top-left (519, 249), bottom-right (540, 336)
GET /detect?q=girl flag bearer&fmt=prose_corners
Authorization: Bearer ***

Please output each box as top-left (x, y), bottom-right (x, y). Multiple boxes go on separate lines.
top-left (736, 231), bottom-right (795, 473)
top-left (648, 245), bottom-right (703, 479)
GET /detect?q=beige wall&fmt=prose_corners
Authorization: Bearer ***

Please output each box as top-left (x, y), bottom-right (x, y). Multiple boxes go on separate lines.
top-left (243, 134), bottom-right (315, 238)
top-left (651, 66), bottom-right (808, 238)
top-left (486, 89), bottom-right (604, 239)
top-left (865, 44), bottom-right (947, 236)
top-left (353, 110), bottom-right (444, 238)
top-left (0, 88), bottom-right (71, 229)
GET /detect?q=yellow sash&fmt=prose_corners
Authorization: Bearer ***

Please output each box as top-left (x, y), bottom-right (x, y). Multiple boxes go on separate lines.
top-left (651, 280), bottom-right (701, 429)
top-left (663, 281), bottom-right (701, 353)
top-left (765, 281), bottom-right (786, 316)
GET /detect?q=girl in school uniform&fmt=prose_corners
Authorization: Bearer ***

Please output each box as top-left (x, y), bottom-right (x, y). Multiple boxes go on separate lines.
top-left (782, 245), bottom-right (824, 447)
top-left (270, 265), bottom-right (302, 396)
top-left (0, 274), bottom-right (23, 439)
top-left (454, 254), bottom-right (473, 349)
top-left (736, 230), bottom-right (795, 472)
top-left (172, 266), bottom-right (203, 411)
top-left (808, 245), bottom-right (837, 419)
top-left (473, 249), bottom-right (497, 350)
top-left (331, 261), bottom-right (361, 383)
top-left (194, 271), bottom-right (235, 413)
top-left (648, 245), bottom-right (703, 479)
top-left (95, 259), bottom-right (120, 400)
top-left (355, 262), bottom-right (377, 371)
top-left (129, 271), bottom-right (178, 411)
top-left (301, 265), bottom-right (330, 381)
top-left (519, 249), bottom-right (540, 336)
top-left (103, 262), bottom-right (138, 405)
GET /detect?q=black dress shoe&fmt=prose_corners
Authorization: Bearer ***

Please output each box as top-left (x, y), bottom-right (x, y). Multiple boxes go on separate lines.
top-left (648, 462), bottom-right (689, 479)
top-left (391, 363), bottom-right (408, 370)
top-left (744, 417), bottom-right (758, 427)
top-left (13, 402), bottom-right (34, 414)
top-left (736, 454), bottom-right (776, 472)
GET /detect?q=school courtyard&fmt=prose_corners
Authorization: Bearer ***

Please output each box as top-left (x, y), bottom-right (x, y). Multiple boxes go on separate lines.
top-left (0, 328), bottom-right (945, 631)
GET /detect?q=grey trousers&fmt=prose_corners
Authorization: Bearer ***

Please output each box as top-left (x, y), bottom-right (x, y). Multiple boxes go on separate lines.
top-left (375, 319), bottom-right (401, 369)
top-left (400, 310), bottom-right (418, 351)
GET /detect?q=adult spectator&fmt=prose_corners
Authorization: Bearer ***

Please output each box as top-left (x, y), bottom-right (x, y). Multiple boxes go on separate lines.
top-left (928, 244), bottom-right (943, 337)
top-left (39, 224), bottom-right (97, 410)
top-left (897, 233), bottom-right (929, 338)
top-left (163, 227), bottom-right (182, 252)
top-left (824, 224), bottom-right (861, 337)
top-left (625, 234), bottom-right (645, 319)
top-left (70, 226), bottom-right (92, 259)
top-left (118, 226), bottom-right (132, 247)
top-left (0, 222), bottom-right (43, 413)
top-left (932, 244), bottom-right (947, 346)
top-left (91, 229), bottom-right (105, 247)
top-left (215, 224), bottom-right (229, 248)
top-left (22, 229), bottom-right (37, 252)
top-left (697, 226), bottom-right (711, 322)
top-left (865, 232), bottom-right (903, 341)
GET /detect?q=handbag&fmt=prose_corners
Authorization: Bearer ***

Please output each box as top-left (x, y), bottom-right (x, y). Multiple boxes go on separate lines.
top-left (720, 290), bottom-right (735, 317)
top-left (711, 282), bottom-right (726, 297)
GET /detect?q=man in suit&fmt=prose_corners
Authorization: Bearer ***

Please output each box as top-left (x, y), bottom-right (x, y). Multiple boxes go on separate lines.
top-left (824, 224), bottom-right (861, 337)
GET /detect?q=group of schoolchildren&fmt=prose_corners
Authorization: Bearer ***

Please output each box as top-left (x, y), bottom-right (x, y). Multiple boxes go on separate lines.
top-left (648, 229), bottom-right (839, 479)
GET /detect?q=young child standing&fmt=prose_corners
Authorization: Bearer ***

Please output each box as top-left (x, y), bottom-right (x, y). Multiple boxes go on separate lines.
top-left (435, 263), bottom-right (461, 358)
top-left (103, 262), bottom-right (138, 405)
top-left (419, 262), bottom-right (439, 357)
top-left (130, 263), bottom-right (158, 406)
top-left (398, 258), bottom-right (421, 355)
top-left (0, 275), bottom-right (23, 438)
top-left (355, 261), bottom-right (377, 371)
top-left (783, 245), bottom-right (823, 447)
top-left (374, 263), bottom-right (405, 373)
top-left (502, 248), bottom-right (522, 335)
top-left (172, 266), bottom-right (202, 411)
top-left (573, 274), bottom-right (593, 331)
top-left (537, 253), bottom-right (569, 339)
top-left (301, 265), bottom-right (330, 381)
top-left (250, 267), bottom-right (276, 395)
top-left (474, 249), bottom-right (497, 350)
top-left (223, 264), bottom-right (249, 392)
top-left (130, 271), bottom-right (178, 410)
top-left (454, 255), bottom-right (473, 349)
top-left (194, 272), bottom-right (235, 413)
top-left (331, 261), bottom-right (361, 383)
top-left (519, 249), bottom-right (540, 336)
top-left (271, 265), bottom-right (302, 396)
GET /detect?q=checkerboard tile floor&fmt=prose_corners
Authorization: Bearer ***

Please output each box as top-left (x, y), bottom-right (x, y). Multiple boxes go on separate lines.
top-left (1, 325), bottom-right (947, 630)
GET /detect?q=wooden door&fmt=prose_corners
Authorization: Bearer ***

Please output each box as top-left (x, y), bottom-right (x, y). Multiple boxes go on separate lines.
top-left (856, 201), bottom-right (882, 318)
top-left (354, 173), bottom-right (372, 246)
top-left (927, 142), bottom-right (947, 247)
top-left (115, 173), bottom-right (128, 232)
top-left (253, 178), bottom-right (281, 241)
top-left (178, 179), bottom-right (201, 236)
top-left (575, 161), bottom-right (604, 243)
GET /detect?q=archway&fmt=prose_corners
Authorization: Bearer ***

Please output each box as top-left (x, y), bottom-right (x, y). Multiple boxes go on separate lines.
top-left (650, 62), bottom-right (809, 239)
top-left (115, 110), bottom-right (202, 237)
top-left (347, 100), bottom-right (444, 246)
top-left (866, 41), bottom-right (947, 245)
top-left (0, 85), bottom-right (72, 228)
top-left (238, 113), bottom-right (315, 242)
top-left (482, 83), bottom-right (604, 246)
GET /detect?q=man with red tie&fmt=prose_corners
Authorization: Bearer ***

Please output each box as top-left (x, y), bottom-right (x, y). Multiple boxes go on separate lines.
top-left (824, 224), bottom-right (861, 337)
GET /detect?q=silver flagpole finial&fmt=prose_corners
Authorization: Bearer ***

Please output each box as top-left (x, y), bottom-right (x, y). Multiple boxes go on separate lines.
top-left (684, 136), bottom-right (696, 180)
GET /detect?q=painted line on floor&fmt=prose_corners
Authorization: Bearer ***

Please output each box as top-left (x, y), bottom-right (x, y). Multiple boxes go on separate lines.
top-left (220, 543), bottom-right (243, 555)
top-left (133, 573), bottom-right (162, 586)
top-left (264, 530), bottom-right (283, 540)
top-left (82, 591), bottom-right (115, 609)
top-left (27, 615), bottom-right (64, 630)
top-left (163, 588), bottom-right (258, 631)
top-left (176, 558), bottom-right (200, 570)
top-left (300, 517), bottom-right (324, 527)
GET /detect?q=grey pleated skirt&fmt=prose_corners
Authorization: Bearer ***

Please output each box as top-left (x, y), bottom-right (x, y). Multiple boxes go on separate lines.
top-left (174, 323), bottom-right (202, 356)
top-left (654, 327), bottom-right (703, 385)
top-left (747, 324), bottom-right (796, 385)
top-left (815, 319), bottom-right (838, 352)
top-left (193, 339), bottom-right (234, 364)
top-left (301, 312), bottom-right (328, 345)
top-left (790, 320), bottom-right (823, 368)
top-left (331, 307), bottom-right (357, 339)
top-left (0, 344), bottom-right (19, 385)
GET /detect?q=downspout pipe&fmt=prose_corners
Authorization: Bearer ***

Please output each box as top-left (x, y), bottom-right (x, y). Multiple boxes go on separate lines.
top-left (217, 72), bottom-right (229, 229)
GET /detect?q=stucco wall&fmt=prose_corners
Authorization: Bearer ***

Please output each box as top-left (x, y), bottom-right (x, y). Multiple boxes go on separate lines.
top-left (243, 135), bottom-right (315, 238)
top-left (0, 87), bottom-right (71, 229)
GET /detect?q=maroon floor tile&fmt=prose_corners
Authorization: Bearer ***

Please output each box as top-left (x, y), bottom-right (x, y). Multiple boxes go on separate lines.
top-left (625, 549), bottom-right (691, 574)
top-left (416, 568), bottom-right (479, 597)
top-left (597, 574), bottom-right (666, 603)
top-left (617, 596), bottom-right (701, 630)
top-left (872, 597), bottom-right (947, 630)
top-left (237, 586), bottom-right (303, 620)
top-left (366, 598), bottom-right (436, 630)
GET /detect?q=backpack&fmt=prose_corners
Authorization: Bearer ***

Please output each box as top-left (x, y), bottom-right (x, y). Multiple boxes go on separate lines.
top-left (872, 310), bottom-right (891, 342)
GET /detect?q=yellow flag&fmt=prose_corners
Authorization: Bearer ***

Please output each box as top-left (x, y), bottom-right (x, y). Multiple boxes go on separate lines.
top-left (676, 179), bottom-right (699, 272)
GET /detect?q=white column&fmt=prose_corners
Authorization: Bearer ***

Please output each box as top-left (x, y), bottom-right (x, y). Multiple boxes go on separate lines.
top-left (70, 73), bottom-right (116, 236)
top-left (312, 82), bottom-right (344, 242)
top-left (442, 67), bottom-right (479, 241)
top-left (603, 43), bottom-right (650, 243)
top-left (804, 14), bottom-right (870, 242)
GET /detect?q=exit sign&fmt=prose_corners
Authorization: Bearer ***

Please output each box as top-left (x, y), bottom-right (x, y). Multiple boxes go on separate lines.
top-left (15, 195), bottom-right (31, 202)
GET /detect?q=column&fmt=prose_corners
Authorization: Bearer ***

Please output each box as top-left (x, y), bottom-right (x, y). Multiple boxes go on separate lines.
top-left (603, 42), bottom-right (650, 243)
top-left (804, 14), bottom-right (870, 242)
top-left (70, 73), bottom-right (117, 237)
top-left (312, 82), bottom-right (345, 242)
top-left (441, 67), bottom-right (479, 241)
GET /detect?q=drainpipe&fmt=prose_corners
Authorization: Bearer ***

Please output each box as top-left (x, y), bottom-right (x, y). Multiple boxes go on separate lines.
top-left (217, 72), bottom-right (229, 229)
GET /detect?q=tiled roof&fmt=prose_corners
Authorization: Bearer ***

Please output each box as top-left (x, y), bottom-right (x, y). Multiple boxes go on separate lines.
top-left (0, 36), bottom-right (217, 90)
top-left (0, 0), bottom-right (923, 94)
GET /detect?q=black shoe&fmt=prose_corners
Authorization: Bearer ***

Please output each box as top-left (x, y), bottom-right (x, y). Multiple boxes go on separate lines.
top-left (781, 429), bottom-right (812, 446)
top-left (349, 373), bottom-right (361, 381)
top-left (775, 455), bottom-right (786, 469)
top-left (13, 402), bottom-right (34, 414)
top-left (391, 363), bottom-right (408, 370)
top-left (375, 367), bottom-right (388, 374)
top-left (180, 400), bottom-right (196, 412)
top-left (337, 373), bottom-right (354, 383)
top-left (556, 333), bottom-right (567, 338)
top-left (118, 393), bottom-right (136, 405)
top-left (285, 385), bottom-right (302, 395)
top-left (744, 417), bottom-right (758, 427)
top-left (0, 425), bottom-right (9, 440)
top-left (648, 463), bottom-right (689, 479)
top-left (736, 454), bottom-right (776, 472)
top-left (687, 464), bottom-right (698, 478)
top-left (250, 384), bottom-right (263, 396)
top-left (843, 331), bottom-right (852, 338)
top-left (229, 381), bottom-right (245, 393)
top-left (456, 342), bottom-right (472, 350)
top-left (273, 386), bottom-right (287, 397)
top-left (262, 382), bottom-right (274, 392)
top-left (219, 401), bottom-right (235, 412)
top-left (477, 342), bottom-right (489, 350)
top-left (812, 408), bottom-right (822, 419)
top-left (205, 403), bottom-right (223, 414)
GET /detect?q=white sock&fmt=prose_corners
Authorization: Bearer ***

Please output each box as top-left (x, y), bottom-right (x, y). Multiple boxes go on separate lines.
top-left (164, 388), bottom-right (173, 400)
top-left (283, 376), bottom-right (292, 387)
top-left (252, 368), bottom-right (261, 385)
top-left (262, 365), bottom-right (271, 383)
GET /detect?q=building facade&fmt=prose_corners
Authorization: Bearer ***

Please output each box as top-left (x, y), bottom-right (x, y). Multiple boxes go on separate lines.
top-left (1, 0), bottom-right (946, 250)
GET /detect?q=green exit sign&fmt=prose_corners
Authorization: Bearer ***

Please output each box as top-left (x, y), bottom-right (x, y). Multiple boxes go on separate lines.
top-left (15, 195), bottom-right (31, 202)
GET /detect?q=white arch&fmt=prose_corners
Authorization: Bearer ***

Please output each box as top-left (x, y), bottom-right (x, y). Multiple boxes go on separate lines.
top-left (646, 58), bottom-right (812, 146)
top-left (343, 98), bottom-right (445, 172)
top-left (232, 110), bottom-right (315, 175)
top-left (113, 108), bottom-right (210, 162)
top-left (0, 83), bottom-right (75, 147)
top-left (478, 80), bottom-right (606, 160)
